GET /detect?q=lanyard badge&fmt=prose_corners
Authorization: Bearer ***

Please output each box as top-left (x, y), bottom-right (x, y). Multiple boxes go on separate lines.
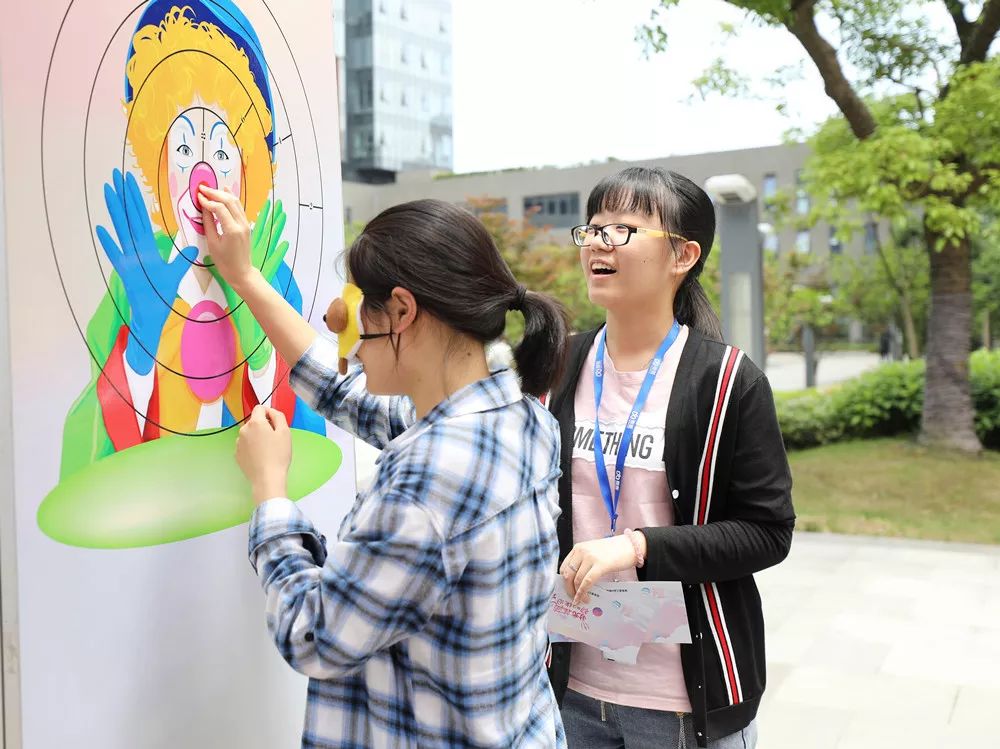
top-left (593, 321), bottom-right (681, 534)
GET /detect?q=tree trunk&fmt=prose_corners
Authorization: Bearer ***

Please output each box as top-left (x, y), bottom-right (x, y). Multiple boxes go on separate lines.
top-left (921, 226), bottom-right (981, 452)
top-left (899, 292), bottom-right (921, 359)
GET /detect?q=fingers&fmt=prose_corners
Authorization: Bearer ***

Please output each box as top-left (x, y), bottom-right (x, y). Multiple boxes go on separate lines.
top-left (203, 199), bottom-right (222, 244)
top-left (124, 172), bottom-right (154, 238)
top-left (573, 560), bottom-right (598, 605)
top-left (96, 225), bottom-right (124, 274)
top-left (265, 407), bottom-right (288, 432)
top-left (104, 182), bottom-right (133, 252)
top-left (219, 186), bottom-right (249, 224)
top-left (559, 555), bottom-right (580, 599)
top-left (199, 192), bottom-right (241, 237)
top-left (250, 198), bottom-right (271, 247)
top-left (200, 185), bottom-right (244, 225)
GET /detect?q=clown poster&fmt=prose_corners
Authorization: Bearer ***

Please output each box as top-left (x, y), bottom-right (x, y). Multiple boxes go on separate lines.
top-left (0, 1), bottom-right (352, 746)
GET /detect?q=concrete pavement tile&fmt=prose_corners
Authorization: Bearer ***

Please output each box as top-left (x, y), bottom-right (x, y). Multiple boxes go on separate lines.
top-left (826, 610), bottom-right (927, 645)
top-left (799, 634), bottom-right (890, 676)
top-left (835, 715), bottom-right (956, 749)
top-left (881, 637), bottom-right (1000, 689)
top-left (948, 685), bottom-right (1000, 734)
top-left (755, 701), bottom-right (848, 749)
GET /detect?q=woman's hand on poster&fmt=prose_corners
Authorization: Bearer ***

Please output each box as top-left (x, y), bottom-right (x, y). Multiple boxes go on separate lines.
top-left (206, 196), bottom-right (290, 370)
top-left (198, 184), bottom-right (255, 290)
top-left (237, 405), bottom-right (292, 506)
top-left (559, 533), bottom-right (646, 605)
top-left (96, 168), bottom-right (189, 375)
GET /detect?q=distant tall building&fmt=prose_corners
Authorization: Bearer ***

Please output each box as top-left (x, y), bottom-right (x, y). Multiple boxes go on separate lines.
top-left (334, 0), bottom-right (453, 182)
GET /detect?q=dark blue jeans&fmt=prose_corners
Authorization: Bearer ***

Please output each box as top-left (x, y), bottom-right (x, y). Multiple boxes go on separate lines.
top-left (562, 689), bottom-right (757, 749)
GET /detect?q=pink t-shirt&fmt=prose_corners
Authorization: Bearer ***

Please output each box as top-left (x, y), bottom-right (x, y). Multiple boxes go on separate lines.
top-left (567, 326), bottom-right (693, 713)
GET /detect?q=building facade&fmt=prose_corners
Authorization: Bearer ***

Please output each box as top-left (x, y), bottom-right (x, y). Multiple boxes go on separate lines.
top-left (342, 142), bottom-right (882, 260)
top-left (337, 0), bottom-right (453, 180)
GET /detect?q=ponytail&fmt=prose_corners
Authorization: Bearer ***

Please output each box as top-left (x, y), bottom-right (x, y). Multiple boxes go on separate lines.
top-left (511, 288), bottom-right (569, 398)
top-left (674, 276), bottom-right (722, 341)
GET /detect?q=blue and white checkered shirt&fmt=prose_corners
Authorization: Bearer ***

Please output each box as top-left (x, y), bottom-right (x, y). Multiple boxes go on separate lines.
top-left (248, 336), bottom-right (566, 748)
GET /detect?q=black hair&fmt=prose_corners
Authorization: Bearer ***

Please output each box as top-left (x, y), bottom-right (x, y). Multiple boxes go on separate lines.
top-left (347, 199), bottom-right (569, 397)
top-left (586, 166), bottom-right (723, 341)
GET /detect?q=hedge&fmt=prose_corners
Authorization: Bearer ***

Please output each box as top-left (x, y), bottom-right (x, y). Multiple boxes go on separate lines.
top-left (774, 350), bottom-right (1000, 450)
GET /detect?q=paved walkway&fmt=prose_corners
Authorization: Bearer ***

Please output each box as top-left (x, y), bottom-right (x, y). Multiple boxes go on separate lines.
top-left (765, 351), bottom-right (882, 392)
top-left (755, 532), bottom-right (1000, 748)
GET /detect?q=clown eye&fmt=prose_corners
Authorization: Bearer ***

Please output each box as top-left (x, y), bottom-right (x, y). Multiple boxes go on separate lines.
top-left (214, 150), bottom-right (229, 161)
top-left (176, 144), bottom-right (193, 157)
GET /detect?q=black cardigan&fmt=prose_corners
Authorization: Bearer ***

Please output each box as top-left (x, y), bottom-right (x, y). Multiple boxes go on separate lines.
top-left (547, 327), bottom-right (795, 747)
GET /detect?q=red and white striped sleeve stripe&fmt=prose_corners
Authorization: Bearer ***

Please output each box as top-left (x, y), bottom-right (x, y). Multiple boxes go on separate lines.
top-left (694, 345), bottom-right (745, 705)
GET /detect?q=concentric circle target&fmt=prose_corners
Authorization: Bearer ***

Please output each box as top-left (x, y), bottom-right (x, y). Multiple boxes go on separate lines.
top-left (42, 0), bottom-right (326, 439)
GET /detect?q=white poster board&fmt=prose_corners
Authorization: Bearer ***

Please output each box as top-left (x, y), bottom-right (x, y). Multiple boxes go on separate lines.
top-left (0, 1), bottom-right (352, 746)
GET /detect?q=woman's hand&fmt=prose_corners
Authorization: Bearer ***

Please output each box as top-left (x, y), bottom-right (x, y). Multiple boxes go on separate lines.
top-left (200, 185), bottom-right (255, 292)
top-left (237, 405), bottom-right (292, 506)
top-left (559, 533), bottom-right (646, 605)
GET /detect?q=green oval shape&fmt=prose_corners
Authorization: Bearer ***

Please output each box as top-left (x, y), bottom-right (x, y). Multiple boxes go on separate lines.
top-left (39, 429), bottom-right (342, 549)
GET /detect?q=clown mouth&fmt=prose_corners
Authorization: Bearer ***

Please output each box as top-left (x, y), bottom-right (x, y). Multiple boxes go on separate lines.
top-left (183, 209), bottom-right (206, 236)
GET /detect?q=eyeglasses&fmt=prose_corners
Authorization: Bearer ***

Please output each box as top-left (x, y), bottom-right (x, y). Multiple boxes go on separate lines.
top-left (570, 223), bottom-right (689, 248)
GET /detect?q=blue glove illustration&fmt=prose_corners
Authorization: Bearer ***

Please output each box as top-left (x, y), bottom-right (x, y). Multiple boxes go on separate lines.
top-left (96, 169), bottom-right (191, 375)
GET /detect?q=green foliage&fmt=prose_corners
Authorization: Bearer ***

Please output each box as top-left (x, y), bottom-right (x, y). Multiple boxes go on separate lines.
top-left (775, 350), bottom-right (1000, 449)
top-left (763, 252), bottom-right (838, 346)
top-left (468, 197), bottom-right (603, 342)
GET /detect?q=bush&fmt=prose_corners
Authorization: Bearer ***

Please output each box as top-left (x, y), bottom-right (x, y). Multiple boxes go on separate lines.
top-left (776, 351), bottom-right (1000, 450)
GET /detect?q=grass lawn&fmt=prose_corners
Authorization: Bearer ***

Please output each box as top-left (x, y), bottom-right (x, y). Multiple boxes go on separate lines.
top-left (787, 438), bottom-right (1000, 545)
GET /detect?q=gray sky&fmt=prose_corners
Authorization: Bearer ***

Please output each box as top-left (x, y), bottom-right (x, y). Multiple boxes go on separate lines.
top-left (451, 0), bottom-right (839, 173)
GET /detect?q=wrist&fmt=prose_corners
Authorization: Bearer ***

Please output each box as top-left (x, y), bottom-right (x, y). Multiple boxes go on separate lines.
top-left (623, 528), bottom-right (647, 569)
top-left (251, 475), bottom-right (287, 506)
top-left (230, 267), bottom-right (264, 298)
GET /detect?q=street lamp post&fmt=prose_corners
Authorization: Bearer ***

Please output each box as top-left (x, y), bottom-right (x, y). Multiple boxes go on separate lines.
top-left (704, 174), bottom-right (766, 370)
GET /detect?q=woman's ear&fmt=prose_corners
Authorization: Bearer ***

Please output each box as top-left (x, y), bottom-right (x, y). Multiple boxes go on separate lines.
top-left (387, 287), bottom-right (418, 333)
top-left (674, 240), bottom-right (702, 277)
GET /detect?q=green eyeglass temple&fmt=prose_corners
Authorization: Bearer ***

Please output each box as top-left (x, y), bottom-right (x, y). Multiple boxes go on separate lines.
top-left (570, 223), bottom-right (689, 247)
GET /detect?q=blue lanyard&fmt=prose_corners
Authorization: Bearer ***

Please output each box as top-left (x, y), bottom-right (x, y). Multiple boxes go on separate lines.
top-left (593, 321), bottom-right (681, 534)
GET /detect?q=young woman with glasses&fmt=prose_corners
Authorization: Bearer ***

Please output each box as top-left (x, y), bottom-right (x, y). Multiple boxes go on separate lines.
top-left (199, 187), bottom-right (569, 748)
top-left (546, 167), bottom-right (795, 749)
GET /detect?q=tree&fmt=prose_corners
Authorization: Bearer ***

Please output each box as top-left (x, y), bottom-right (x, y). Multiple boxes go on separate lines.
top-left (467, 197), bottom-right (604, 341)
top-left (643, 0), bottom-right (1000, 452)
top-left (830, 218), bottom-right (931, 359)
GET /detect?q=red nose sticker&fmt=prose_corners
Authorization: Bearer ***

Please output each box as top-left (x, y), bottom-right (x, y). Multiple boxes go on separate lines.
top-left (189, 162), bottom-right (218, 211)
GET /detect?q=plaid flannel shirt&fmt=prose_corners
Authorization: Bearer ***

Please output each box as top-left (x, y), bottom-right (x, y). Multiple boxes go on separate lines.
top-left (248, 335), bottom-right (567, 748)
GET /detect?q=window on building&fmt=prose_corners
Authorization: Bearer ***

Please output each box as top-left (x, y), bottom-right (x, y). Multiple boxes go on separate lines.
top-left (762, 173), bottom-right (778, 200)
top-left (379, 85), bottom-right (387, 102)
top-left (439, 16), bottom-right (447, 33)
top-left (796, 229), bottom-right (811, 254)
top-left (400, 4), bottom-right (408, 20)
top-left (795, 169), bottom-right (809, 215)
top-left (865, 221), bottom-right (879, 254)
top-left (400, 89), bottom-right (407, 107)
top-left (344, 206), bottom-right (353, 224)
top-left (421, 92), bottom-right (429, 112)
top-left (829, 226), bottom-right (843, 255)
top-left (378, 0), bottom-right (386, 13)
top-left (420, 50), bottom-right (428, 69)
top-left (400, 45), bottom-right (408, 64)
top-left (523, 192), bottom-right (580, 228)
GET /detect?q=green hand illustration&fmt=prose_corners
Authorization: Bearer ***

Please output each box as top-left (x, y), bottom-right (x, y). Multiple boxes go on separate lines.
top-left (209, 198), bottom-right (290, 370)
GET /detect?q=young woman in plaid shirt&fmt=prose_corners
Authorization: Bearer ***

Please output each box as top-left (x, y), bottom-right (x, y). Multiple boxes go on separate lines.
top-left (200, 187), bottom-right (569, 748)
